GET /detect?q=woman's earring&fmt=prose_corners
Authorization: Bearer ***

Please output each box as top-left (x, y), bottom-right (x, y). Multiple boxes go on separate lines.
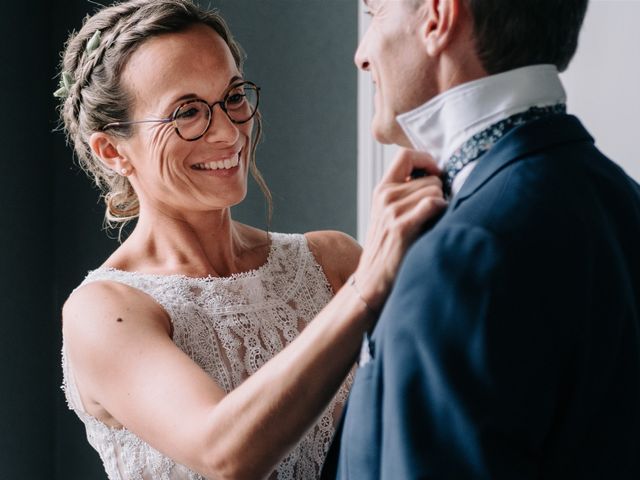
top-left (120, 167), bottom-right (130, 176)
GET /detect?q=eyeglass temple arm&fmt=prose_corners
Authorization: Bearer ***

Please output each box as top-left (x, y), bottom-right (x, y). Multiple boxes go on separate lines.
top-left (103, 118), bottom-right (173, 130)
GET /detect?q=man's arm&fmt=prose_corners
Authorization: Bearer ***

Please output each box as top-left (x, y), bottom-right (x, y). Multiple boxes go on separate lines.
top-left (378, 224), bottom-right (566, 479)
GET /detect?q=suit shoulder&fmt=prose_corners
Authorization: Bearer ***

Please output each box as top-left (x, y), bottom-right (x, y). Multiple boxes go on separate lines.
top-left (402, 224), bottom-right (506, 280)
top-left (410, 223), bottom-right (502, 254)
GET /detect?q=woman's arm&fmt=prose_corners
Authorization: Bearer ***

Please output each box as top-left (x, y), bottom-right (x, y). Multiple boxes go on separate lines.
top-left (63, 275), bottom-right (369, 479)
top-left (63, 149), bottom-right (446, 480)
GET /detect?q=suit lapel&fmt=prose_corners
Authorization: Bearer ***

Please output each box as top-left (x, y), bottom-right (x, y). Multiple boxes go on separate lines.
top-left (452, 114), bottom-right (594, 209)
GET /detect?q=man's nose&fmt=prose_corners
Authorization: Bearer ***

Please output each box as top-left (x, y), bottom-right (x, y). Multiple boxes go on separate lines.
top-left (354, 41), bottom-right (370, 71)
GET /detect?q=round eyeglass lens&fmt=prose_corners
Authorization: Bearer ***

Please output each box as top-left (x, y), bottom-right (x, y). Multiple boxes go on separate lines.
top-left (174, 101), bottom-right (211, 140)
top-left (225, 83), bottom-right (259, 123)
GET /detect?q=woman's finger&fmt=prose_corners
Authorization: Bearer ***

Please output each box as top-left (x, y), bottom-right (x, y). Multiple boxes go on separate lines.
top-left (383, 184), bottom-right (446, 219)
top-left (399, 194), bottom-right (448, 234)
top-left (373, 174), bottom-right (443, 207)
top-left (381, 148), bottom-right (440, 185)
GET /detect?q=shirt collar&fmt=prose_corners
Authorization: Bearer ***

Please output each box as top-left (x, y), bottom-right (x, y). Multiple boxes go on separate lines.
top-left (396, 64), bottom-right (567, 169)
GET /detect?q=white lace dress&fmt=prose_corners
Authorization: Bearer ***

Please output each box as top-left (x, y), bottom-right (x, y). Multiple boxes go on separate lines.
top-left (62, 232), bottom-right (353, 480)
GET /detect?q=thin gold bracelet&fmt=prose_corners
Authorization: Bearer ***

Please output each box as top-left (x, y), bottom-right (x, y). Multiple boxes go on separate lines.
top-left (348, 274), bottom-right (377, 317)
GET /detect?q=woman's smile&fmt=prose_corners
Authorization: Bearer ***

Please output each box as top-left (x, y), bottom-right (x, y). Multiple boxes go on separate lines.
top-left (190, 149), bottom-right (242, 177)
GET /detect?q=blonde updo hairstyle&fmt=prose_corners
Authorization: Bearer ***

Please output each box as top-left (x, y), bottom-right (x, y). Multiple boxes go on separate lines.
top-left (57, 0), bottom-right (271, 233)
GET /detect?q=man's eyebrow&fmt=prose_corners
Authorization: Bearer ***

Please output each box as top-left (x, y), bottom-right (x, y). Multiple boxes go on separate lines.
top-left (364, 0), bottom-right (381, 10)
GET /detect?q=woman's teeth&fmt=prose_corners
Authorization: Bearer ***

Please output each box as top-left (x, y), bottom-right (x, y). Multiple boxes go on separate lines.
top-left (192, 155), bottom-right (239, 170)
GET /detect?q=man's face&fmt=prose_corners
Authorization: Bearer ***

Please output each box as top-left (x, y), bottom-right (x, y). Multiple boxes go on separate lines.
top-left (356, 0), bottom-right (436, 146)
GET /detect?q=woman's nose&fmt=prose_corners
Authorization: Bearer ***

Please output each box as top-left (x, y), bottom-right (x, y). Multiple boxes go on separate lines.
top-left (204, 106), bottom-right (240, 145)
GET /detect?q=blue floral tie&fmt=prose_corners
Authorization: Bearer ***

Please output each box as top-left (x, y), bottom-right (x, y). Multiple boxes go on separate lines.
top-left (442, 104), bottom-right (567, 196)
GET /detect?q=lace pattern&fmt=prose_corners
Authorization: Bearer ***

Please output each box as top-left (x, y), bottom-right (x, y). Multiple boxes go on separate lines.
top-left (61, 232), bottom-right (353, 480)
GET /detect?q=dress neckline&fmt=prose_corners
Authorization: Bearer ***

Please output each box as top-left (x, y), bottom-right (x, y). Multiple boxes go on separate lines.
top-left (90, 232), bottom-right (286, 283)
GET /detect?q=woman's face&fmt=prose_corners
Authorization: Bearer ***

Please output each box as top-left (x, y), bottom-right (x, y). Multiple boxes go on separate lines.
top-left (118, 24), bottom-right (254, 218)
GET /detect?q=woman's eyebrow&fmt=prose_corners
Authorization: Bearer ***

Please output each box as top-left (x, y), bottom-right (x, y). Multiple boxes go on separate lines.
top-left (165, 75), bottom-right (245, 111)
top-left (228, 75), bottom-right (243, 86)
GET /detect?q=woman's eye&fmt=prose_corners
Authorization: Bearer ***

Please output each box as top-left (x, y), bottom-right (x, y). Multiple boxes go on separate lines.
top-left (226, 93), bottom-right (246, 107)
top-left (176, 106), bottom-right (200, 119)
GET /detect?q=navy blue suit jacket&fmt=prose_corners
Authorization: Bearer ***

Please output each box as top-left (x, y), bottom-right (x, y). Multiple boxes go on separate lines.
top-left (323, 114), bottom-right (640, 479)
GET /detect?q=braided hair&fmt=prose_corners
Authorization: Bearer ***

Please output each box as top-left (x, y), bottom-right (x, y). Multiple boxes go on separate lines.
top-left (57, 0), bottom-right (270, 232)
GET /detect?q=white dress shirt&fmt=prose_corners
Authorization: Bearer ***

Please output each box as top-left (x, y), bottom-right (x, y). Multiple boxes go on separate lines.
top-left (396, 64), bottom-right (567, 196)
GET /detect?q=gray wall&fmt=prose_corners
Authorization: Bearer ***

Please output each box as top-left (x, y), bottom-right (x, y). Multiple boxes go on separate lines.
top-left (221, 1), bottom-right (359, 235)
top-left (0, 1), bottom-right (357, 478)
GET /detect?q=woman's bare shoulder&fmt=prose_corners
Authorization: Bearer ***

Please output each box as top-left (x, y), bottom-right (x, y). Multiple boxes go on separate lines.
top-left (304, 230), bottom-right (362, 293)
top-left (63, 280), bottom-right (171, 350)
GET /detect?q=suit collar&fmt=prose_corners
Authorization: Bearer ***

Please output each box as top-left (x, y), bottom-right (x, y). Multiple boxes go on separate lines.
top-left (452, 114), bottom-right (594, 209)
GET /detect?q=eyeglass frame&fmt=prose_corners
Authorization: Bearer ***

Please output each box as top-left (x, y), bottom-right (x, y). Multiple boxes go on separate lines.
top-left (102, 80), bottom-right (260, 142)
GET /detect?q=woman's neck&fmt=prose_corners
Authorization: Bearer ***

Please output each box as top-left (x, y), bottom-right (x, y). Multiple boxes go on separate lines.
top-left (106, 207), bottom-right (269, 278)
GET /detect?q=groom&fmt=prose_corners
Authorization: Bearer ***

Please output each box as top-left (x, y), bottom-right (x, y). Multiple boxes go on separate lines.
top-left (323, 0), bottom-right (640, 478)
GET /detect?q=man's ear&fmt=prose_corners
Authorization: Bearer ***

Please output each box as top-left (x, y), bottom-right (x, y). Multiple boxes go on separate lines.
top-left (89, 132), bottom-right (132, 175)
top-left (422, 0), bottom-right (461, 57)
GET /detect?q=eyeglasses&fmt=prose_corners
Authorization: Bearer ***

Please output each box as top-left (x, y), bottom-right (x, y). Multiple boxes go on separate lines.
top-left (102, 81), bottom-right (260, 141)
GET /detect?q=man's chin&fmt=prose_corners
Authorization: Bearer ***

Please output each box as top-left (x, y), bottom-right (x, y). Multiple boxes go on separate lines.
top-left (371, 117), bottom-right (411, 148)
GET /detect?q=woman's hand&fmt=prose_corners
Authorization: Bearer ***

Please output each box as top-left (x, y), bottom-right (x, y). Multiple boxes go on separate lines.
top-left (354, 148), bottom-right (447, 312)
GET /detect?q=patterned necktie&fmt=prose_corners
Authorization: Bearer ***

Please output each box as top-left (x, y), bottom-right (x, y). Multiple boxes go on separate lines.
top-left (442, 104), bottom-right (567, 196)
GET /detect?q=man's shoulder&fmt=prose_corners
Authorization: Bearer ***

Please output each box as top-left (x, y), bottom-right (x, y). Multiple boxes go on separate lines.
top-left (400, 223), bottom-right (506, 280)
top-left (444, 134), bottom-right (609, 239)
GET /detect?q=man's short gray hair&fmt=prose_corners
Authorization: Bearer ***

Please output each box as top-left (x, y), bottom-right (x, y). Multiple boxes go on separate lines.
top-left (402, 0), bottom-right (589, 74)
top-left (465, 0), bottom-right (589, 74)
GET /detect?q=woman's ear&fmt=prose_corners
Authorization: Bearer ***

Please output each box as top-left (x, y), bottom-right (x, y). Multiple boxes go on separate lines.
top-left (422, 0), bottom-right (461, 57)
top-left (89, 132), bottom-right (133, 176)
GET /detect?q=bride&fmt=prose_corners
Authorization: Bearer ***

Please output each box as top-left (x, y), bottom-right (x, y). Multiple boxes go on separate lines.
top-left (56, 0), bottom-right (446, 478)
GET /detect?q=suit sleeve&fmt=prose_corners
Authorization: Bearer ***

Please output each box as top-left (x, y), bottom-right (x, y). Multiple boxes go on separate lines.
top-left (377, 225), bottom-right (569, 479)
